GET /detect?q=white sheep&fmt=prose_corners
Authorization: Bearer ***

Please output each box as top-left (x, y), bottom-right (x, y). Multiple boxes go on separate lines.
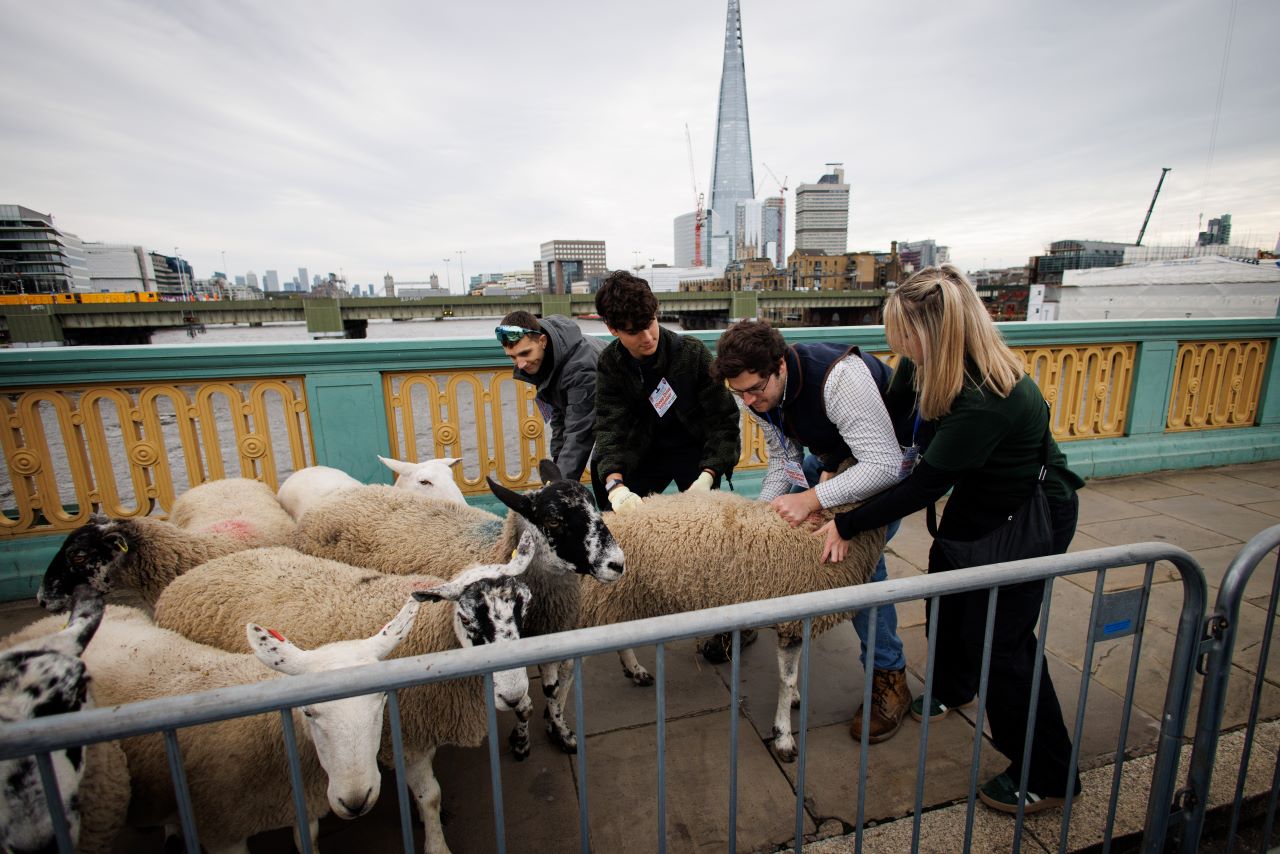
top-left (37, 514), bottom-right (271, 613)
top-left (289, 460), bottom-right (624, 757)
top-left (378, 454), bottom-right (466, 505)
top-left (168, 477), bottom-right (295, 546)
top-left (581, 490), bottom-right (885, 763)
top-left (151, 538), bottom-right (537, 854)
top-left (276, 457), bottom-right (467, 522)
top-left (5, 594), bottom-right (427, 854)
top-left (0, 591), bottom-right (128, 854)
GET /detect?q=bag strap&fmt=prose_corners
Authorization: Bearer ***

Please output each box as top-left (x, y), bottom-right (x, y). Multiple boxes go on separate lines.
top-left (927, 401), bottom-right (1054, 537)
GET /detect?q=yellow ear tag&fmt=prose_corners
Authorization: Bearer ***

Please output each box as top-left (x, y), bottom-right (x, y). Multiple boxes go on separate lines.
top-left (511, 548), bottom-right (518, 560)
top-left (116, 541), bottom-right (129, 553)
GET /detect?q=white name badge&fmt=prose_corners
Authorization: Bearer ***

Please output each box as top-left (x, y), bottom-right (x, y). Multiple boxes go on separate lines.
top-left (649, 377), bottom-right (677, 417)
top-left (783, 458), bottom-right (809, 489)
top-left (899, 445), bottom-right (920, 481)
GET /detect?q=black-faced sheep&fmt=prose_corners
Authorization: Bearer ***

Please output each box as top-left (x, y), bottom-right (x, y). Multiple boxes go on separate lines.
top-left (583, 490), bottom-right (886, 762)
top-left (167, 476), bottom-right (295, 546)
top-left (287, 460), bottom-right (624, 757)
top-left (150, 538), bottom-right (537, 854)
top-left (5, 593), bottom-right (429, 853)
top-left (37, 514), bottom-right (262, 613)
top-left (0, 592), bottom-right (127, 854)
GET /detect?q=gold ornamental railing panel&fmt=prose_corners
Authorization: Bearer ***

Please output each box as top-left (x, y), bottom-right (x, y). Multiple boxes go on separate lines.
top-left (0, 378), bottom-right (311, 537)
top-left (1166, 339), bottom-right (1269, 432)
top-left (1019, 343), bottom-right (1135, 442)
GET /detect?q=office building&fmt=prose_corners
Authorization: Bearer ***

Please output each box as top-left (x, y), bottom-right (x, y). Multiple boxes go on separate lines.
top-left (263, 270), bottom-right (280, 292)
top-left (149, 252), bottom-right (193, 298)
top-left (762, 196), bottom-right (786, 267)
top-left (297, 267), bottom-right (309, 293)
top-left (794, 166), bottom-right (849, 254)
top-left (535, 240), bottom-right (607, 294)
top-left (0, 205), bottom-right (90, 293)
top-left (1198, 214), bottom-right (1232, 247)
top-left (709, 0), bottom-right (755, 263)
top-left (674, 209), bottom-right (726, 269)
top-left (84, 243), bottom-right (155, 292)
top-left (897, 239), bottom-right (950, 273)
top-left (1030, 239), bottom-right (1129, 285)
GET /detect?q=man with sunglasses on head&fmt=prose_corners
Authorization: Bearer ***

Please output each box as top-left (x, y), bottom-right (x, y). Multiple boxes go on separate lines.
top-left (496, 310), bottom-right (608, 507)
top-left (592, 270), bottom-right (740, 513)
top-left (710, 318), bottom-right (911, 745)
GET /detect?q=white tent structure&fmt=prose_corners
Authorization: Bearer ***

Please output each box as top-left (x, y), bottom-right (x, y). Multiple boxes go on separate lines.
top-left (1028, 255), bottom-right (1280, 322)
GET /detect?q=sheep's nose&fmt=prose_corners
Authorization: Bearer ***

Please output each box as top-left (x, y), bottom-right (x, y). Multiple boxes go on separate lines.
top-left (338, 787), bottom-right (374, 817)
top-left (607, 560), bottom-right (624, 576)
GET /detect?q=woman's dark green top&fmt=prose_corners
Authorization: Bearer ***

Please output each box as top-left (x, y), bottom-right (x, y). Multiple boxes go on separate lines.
top-left (834, 357), bottom-right (1084, 541)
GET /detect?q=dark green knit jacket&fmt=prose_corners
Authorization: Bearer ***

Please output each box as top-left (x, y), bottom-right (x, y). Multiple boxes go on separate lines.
top-left (594, 327), bottom-right (741, 482)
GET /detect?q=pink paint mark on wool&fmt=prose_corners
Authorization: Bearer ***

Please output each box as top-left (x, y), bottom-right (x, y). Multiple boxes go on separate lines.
top-left (206, 519), bottom-right (258, 540)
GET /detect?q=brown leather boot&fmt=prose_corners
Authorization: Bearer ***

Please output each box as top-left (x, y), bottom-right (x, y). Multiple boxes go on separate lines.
top-left (849, 667), bottom-right (911, 744)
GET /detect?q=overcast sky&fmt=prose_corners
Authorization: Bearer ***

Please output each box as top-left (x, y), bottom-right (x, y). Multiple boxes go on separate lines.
top-left (4, 0), bottom-right (1277, 290)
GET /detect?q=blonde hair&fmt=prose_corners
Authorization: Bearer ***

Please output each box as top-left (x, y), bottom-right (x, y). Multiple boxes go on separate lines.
top-left (884, 264), bottom-right (1024, 420)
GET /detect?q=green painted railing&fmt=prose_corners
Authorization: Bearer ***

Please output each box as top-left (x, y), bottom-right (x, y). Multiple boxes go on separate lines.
top-left (3, 317), bottom-right (1280, 602)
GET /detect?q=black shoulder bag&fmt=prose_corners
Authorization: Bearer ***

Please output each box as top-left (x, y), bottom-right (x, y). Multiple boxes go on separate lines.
top-left (926, 410), bottom-right (1055, 569)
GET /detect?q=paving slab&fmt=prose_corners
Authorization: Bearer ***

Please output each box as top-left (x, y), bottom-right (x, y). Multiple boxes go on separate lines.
top-left (1136, 494), bottom-right (1280, 544)
top-left (1086, 475), bottom-right (1192, 504)
top-left (1243, 499), bottom-right (1280, 519)
top-left (1075, 489), bottom-right (1159, 525)
top-left (885, 509), bottom-right (934, 572)
top-left (1216, 460), bottom-right (1280, 488)
top-left (572, 713), bottom-right (811, 853)
top-left (1078, 513), bottom-right (1239, 552)
top-left (1189, 542), bottom-right (1279, 600)
top-left (576, 644), bottom-right (732, 735)
top-left (1042, 654), bottom-right (1163, 769)
top-left (1152, 470), bottom-right (1280, 505)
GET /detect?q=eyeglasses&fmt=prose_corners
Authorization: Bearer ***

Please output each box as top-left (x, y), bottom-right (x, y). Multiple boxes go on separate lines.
top-left (727, 373), bottom-right (773, 398)
top-left (495, 325), bottom-right (536, 345)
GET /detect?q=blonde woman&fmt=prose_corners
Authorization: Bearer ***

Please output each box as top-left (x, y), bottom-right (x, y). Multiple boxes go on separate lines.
top-left (817, 264), bottom-right (1085, 815)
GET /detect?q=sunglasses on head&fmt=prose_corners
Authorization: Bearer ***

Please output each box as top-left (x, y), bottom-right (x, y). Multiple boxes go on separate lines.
top-left (495, 325), bottom-right (536, 345)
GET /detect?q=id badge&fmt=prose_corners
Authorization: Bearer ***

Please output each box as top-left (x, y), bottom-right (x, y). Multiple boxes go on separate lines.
top-left (534, 399), bottom-right (554, 423)
top-left (783, 458), bottom-right (809, 489)
top-left (649, 377), bottom-right (677, 417)
top-left (899, 445), bottom-right (920, 481)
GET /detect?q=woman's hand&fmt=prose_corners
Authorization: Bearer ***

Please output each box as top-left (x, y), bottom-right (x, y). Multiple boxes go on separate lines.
top-left (815, 520), bottom-right (850, 563)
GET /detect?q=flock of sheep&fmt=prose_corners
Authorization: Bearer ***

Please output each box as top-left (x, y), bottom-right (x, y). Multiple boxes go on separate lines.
top-left (0, 455), bottom-right (884, 853)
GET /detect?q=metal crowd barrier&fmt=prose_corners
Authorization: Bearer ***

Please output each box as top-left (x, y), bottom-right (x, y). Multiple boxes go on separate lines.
top-left (1178, 523), bottom-right (1280, 853)
top-left (0, 542), bottom-right (1212, 853)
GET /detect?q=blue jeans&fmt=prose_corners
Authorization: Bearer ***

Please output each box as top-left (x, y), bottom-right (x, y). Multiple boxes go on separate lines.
top-left (796, 454), bottom-right (906, 673)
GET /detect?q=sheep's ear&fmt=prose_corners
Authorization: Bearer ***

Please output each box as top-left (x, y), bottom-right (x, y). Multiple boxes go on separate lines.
top-left (246, 624), bottom-right (308, 675)
top-left (363, 598), bottom-right (420, 661)
top-left (378, 455), bottom-right (413, 476)
top-left (441, 457), bottom-right (462, 469)
top-left (487, 477), bottom-right (533, 517)
top-left (89, 512), bottom-right (110, 525)
top-left (64, 589), bottom-right (107, 653)
top-left (504, 530), bottom-right (537, 576)
top-left (538, 459), bottom-right (564, 483)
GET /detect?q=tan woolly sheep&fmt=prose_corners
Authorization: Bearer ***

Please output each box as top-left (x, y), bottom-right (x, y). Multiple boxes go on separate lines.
top-left (168, 477), bottom-right (295, 546)
top-left (581, 490), bottom-right (885, 762)
top-left (152, 541), bottom-right (537, 854)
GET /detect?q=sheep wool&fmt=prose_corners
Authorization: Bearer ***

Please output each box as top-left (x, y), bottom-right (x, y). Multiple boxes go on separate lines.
top-left (582, 491), bottom-right (886, 642)
top-left (154, 547), bottom-right (492, 751)
top-left (168, 476), bottom-right (295, 546)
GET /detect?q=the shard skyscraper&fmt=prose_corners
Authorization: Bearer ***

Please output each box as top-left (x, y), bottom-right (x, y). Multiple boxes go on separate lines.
top-left (709, 0), bottom-right (754, 267)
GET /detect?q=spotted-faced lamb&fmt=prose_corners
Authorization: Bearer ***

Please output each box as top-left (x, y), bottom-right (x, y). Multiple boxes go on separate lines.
top-left (168, 476), bottom-right (295, 546)
top-left (582, 490), bottom-right (886, 762)
top-left (5, 591), bottom-right (432, 853)
top-left (289, 459), bottom-right (624, 757)
top-left (37, 514), bottom-right (271, 613)
top-left (150, 537), bottom-right (537, 854)
top-left (0, 591), bottom-right (128, 854)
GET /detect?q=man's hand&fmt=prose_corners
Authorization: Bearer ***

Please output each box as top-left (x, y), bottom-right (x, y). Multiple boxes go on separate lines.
top-left (686, 471), bottom-right (714, 493)
top-left (818, 470), bottom-right (834, 484)
top-left (770, 489), bottom-right (820, 527)
top-left (815, 520), bottom-right (850, 563)
top-left (608, 484), bottom-right (643, 514)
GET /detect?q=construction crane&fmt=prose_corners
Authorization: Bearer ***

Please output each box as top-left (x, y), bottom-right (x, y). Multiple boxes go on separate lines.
top-left (761, 163), bottom-right (787, 266)
top-left (1136, 167), bottom-right (1172, 246)
top-left (685, 125), bottom-right (705, 267)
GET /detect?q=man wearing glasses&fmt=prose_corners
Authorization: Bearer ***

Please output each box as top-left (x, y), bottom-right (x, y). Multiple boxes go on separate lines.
top-left (496, 310), bottom-right (608, 507)
top-left (711, 319), bottom-right (911, 745)
top-left (592, 270), bottom-right (740, 513)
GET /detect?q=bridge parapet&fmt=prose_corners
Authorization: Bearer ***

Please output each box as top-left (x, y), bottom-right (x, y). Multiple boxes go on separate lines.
top-left (2, 318), bottom-right (1280, 599)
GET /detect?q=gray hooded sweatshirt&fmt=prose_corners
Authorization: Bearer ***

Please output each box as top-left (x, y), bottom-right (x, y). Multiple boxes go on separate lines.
top-left (511, 315), bottom-right (606, 480)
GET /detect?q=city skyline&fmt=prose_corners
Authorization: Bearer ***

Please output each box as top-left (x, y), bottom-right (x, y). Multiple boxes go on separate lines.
top-left (3, 0), bottom-right (1277, 288)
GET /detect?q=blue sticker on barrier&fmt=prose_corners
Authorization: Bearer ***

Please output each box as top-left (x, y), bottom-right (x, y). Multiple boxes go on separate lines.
top-left (1103, 619), bottom-right (1132, 636)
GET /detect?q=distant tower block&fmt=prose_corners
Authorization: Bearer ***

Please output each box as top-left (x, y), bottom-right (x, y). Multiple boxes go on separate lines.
top-left (384, 273), bottom-right (395, 297)
top-left (709, 0), bottom-right (755, 264)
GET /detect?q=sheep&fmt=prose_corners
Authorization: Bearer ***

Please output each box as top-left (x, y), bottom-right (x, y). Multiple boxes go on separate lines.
top-left (168, 477), bottom-right (295, 546)
top-left (6, 591), bottom-right (430, 853)
top-left (149, 537), bottom-right (537, 854)
top-left (0, 591), bottom-right (128, 854)
top-left (580, 490), bottom-right (886, 763)
top-left (276, 457), bottom-right (467, 522)
top-left (37, 514), bottom-right (270, 614)
top-left (378, 454), bottom-right (466, 505)
top-left (289, 459), bottom-right (624, 757)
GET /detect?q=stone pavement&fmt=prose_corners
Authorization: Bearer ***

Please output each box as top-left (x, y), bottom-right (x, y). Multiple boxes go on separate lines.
top-left (3, 462), bottom-right (1280, 853)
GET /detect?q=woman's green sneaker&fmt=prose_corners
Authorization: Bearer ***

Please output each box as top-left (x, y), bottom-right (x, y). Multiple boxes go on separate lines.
top-left (909, 695), bottom-right (974, 722)
top-left (978, 772), bottom-right (1065, 814)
